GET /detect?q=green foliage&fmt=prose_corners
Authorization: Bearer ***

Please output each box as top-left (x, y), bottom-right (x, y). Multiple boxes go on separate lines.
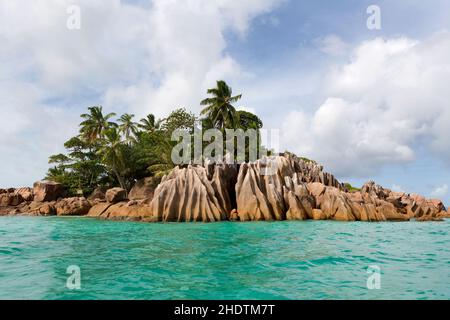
top-left (200, 80), bottom-right (242, 131)
top-left (160, 108), bottom-right (197, 135)
top-left (344, 183), bottom-right (361, 192)
top-left (236, 110), bottom-right (263, 130)
top-left (79, 106), bottom-right (117, 143)
top-left (138, 114), bottom-right (162, 132)
top-left (46, 137), bottom-right (108, 196)
top-left (118, 113), bottom-right (139, 144)
top-left (45, 81), bottom-right (268, 195)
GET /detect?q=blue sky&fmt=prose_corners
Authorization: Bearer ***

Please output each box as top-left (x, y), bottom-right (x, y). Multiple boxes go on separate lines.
top-left (0, 0), bottom-right (449, 204)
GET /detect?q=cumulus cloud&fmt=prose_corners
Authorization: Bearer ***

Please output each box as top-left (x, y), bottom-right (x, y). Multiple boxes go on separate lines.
top-left (281, 32), bottom-right (450, 177)
top-left (0, 0), bottom-right (282, 186)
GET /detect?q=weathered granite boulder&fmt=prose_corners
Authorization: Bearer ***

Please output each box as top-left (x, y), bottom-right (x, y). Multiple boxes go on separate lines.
top-left (15, 188), bottom-right (34, 202)
top-left (88, 200), bottom-right (154, 221)
top-left (25, 201), bottom-right (57, 216)
top-left (234, 155), bottom-right (343, 221)
top-left (87, 202), bottom-right (113, 217)
top-left (88, 187), bottom-right (107, 201)
top-left (307, 183), bottom-right (356, 221)
top-left (361, 181), bottom-right (390, 199)
top-left (33, 181), bottom-right (65, 202)
top-left (437, 208), bottom-right (450, 218)
top-left (128, 177), bottom-right (160, 201)
top-left (55, 197), bottom-right (91, 216)
top-left (282, 152), bottom-right (344, 190)
top-left (106, 188), bottom-right (127, 203)
top-left (103, 202), bottom-right (153, 221)
top-left (0, 193), bottom-right (24, 207)
top-left (312, 209), bottom-right (327, 220)
top-left (235, 157), bottom-right (288, 221)
top-left (149, 165), bottom-right (236, 222)
top-left (358, 181), bottom-right (446, 221)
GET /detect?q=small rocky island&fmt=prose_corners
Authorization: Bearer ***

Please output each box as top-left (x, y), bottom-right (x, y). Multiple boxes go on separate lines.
top-left (1, 153), bottom-right (448, 222)
top-left (1, 82), bottom-right (448, 223)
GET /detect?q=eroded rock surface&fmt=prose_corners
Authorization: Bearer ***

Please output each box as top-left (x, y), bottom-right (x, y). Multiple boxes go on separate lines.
top-left (149, 164), bottom-right (237, 222)
top-left (55, 197), bottom-right (91, 216)
top-left (106, 188), bottom-right (128, 204)
top-left (1, 154), bottom-right (447, 223)
top-left (33, 181), bottom-right (65, 202)
top-left (234, 155), bottom-right (447, 222)
top-left (129, 177), bottom-right (160, 201)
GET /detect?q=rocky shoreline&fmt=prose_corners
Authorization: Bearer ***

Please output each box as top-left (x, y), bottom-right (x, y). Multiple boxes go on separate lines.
top-left (1, 153), bottom-right (449, 222)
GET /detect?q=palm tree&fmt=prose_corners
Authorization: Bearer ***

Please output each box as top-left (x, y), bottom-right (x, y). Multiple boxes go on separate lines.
top-left (200, 80), bottom-right (242, 131)
top-left (80, 106), bottom-right (117, 143)
top-left (118, 113), bottom-right (138, 143)
top-left (138, 114), bottom-right (161, 132)
top-left (97, 128), bottom-right (127, 190)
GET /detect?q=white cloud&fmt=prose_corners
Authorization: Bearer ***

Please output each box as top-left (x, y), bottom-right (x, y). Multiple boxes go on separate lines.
top-left (316, 34), bottom-right (349, 56)
top-left (281, 32), bottom-right (450, 177)
top-left (0, 0), bottom-right (283, 186)
top-left (431, 184), bottom-right (448, 198)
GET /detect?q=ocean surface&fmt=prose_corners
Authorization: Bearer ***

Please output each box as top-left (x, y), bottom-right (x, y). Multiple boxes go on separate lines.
top-left (0, 216), bottom-right (449, 300)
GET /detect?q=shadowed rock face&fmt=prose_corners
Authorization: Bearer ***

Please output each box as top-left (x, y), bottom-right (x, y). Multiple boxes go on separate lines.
top-left (33, 181), bottom-right (65, 202)
top-left (128, 177), bottom-right (160, 201)
top-left (15, 188), bottom-right (34, 202)
top-left (106, 188), bottom-right (127, 204)
top-left (234, 155), bottom-right (340, 221)
top-left (88, 187), bottom-right (107, 201)
top-left (359, 181), bottom-right (447, 221)
top-left (233, 155), bottom-right (446, 222)
top-left (282, 153), bottom-right (344, 190)
top-left (0, 193), bottom-right (24, 207)
top-left (149, 164), bottom-right (237, 222)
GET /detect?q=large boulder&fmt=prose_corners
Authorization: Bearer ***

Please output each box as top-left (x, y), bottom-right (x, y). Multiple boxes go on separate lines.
top-left (361, 181), bottom-right (390, 199)
top-left (235, 157), bottom-right (289, 221)
top-left (376, 200), bottom-right (410, 221)
top-left (0, 193), bottom-right (24, 207)
top-left (105, 188), bottom-right (128, 203)
top-left (26, 201), bottom-right (57, 216)
top-left (88, 187), bottom-right (107, 201)
top-left (98, 201), bottom-right (153, 221)
top-left (87, 203), bottom-right (113, 217)
top-left (282, 152), bottom-right (344, 189)
top-left (307, 183), bottom-right (356, 221)
top-left (33, 181), bottom-right (65, 202)
top-left (149, 165), bottom-right (235, 222)
top-left (55, 197), bottom-right (91, 216)
top-left (128, 177), bottom-right (160, 201)
top-left (14, 188), bottom-right (34, 202)
top-left (235, 155), bottom-right (339, 221)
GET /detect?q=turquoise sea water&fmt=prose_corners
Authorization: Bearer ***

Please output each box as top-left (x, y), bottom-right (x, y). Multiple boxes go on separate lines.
top-left (0, 216), bottom-right (449, 300)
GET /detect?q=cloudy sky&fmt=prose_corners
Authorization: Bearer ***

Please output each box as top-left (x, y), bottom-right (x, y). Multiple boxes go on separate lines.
top-left (1, 0), bottom-right (449, 204)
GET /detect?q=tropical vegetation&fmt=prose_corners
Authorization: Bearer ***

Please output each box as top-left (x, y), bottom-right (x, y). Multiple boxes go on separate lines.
top-left (46, 80), bottom-right (265, 196)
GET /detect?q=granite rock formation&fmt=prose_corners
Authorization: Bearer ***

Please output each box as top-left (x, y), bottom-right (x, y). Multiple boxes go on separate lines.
top-left (55, 197), bottom-right (92, 216)
top-left (1, 153), bottom-right (448, 223)
top-left (148, 164), bottom-right (238, 222)
top-left (128, 177), bottom-right (160, 201)
top-left (105, 188), bottom-right (128, 204)
top-left (33, 181), bottom-right (65, 202)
